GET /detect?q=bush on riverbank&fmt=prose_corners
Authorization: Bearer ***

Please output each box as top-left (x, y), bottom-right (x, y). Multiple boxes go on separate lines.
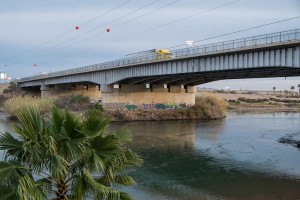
top-left (54, 94), bottom-right (90, 111)
top-left (3, 95), bottom-right (53, 118)
top-left (187, 93), bottom-right (228, 119)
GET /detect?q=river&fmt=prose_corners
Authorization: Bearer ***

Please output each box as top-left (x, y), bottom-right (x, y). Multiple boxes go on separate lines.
top-left (0, 112), bottom-right (300, 200)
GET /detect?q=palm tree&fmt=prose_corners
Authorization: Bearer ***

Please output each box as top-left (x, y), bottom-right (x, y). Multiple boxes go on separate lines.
top-left (298, 84), bottom-right (300, 93)
top-left (272, 86), bottom-right (276, 94)
top-left (0, 107), bottom-right (142, 200)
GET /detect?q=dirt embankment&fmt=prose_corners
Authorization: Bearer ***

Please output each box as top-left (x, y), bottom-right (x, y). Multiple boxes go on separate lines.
top-left (208, 90), bottom-right (300, 112)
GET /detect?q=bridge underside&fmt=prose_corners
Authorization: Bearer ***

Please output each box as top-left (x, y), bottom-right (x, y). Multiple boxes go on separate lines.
top-left (21, 66), bottom-right (300, 108)
top-left (118, 67), bottom-right (300, 86)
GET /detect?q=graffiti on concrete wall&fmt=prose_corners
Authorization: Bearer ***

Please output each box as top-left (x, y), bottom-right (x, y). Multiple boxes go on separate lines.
top-left (104, 102), bottom-right (187, 110)
top-left (125, 104), bottom-right (137, 110)
top-left (104, 103), bottom-right (127, 110)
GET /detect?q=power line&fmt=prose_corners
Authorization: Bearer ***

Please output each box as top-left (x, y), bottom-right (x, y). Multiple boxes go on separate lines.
top-left (168, 15), bottom-right (300, 50)
top-left (107, 0), bottom-right (242, 48)
top-left (40, 0), bottom-right (181, 58)
top-left (79, 0), bottom-right (132, 27)
top-left (3, 0), bottom-right (132, 64)
top-left (45, 14), bottom-right (300, 70)
top-left (16, 0), bottom-right (180, 63)
top-left (43, 0), bottom-right (242, 65)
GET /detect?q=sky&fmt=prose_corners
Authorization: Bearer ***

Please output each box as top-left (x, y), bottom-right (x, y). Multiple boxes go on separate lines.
top-left (0, 0), bottom-right (300, 90)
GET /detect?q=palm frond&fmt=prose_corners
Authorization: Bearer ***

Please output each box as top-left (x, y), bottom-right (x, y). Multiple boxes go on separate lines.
top-left (0, 161), bottom-right (29, 183)
top-left (48, 154), bottom-right (68, 180)
top-left (82, 151), bottom-right (106, 172)
top-left (0, 183), bottom-right (18, 200)
top-left (123, 150), bottom-right (143, 168)
top-left (114, 175), bottom-right (136, 186)
top-left (119, 192), bottom-right (133, 200)
top-left (59, 110), bottom-right (88, 159)
top-left (71, 168), bottom-right (110, 199)
top-left (13, 107), bottom-right (44, 142)
top-left (0, 131), bottom-right (24, 160)
top-left (47, 107), bottom-right (65, 141)
top-left (36, 177), bottom-right (53, 192)
top-left (95, 174), bottom-right (136, 188)
top-left (0, 162), bottom-right (20, 199)
top-left (18, 174), bottom-right (47, 200)
top-left (84, 109), bottom-right (111, 137)
top-left (112, 127), bottom-right (132, 144)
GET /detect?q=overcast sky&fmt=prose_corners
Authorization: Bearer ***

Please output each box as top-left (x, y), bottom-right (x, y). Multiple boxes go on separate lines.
top-left (0, 0), bottom-right (300, 90)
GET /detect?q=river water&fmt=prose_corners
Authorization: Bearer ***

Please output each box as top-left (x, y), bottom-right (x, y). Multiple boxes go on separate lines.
top-left (0, 112), bottom-right (300, 200)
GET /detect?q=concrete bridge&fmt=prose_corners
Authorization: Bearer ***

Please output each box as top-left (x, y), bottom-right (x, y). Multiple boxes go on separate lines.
top-left (17, 29), bottom-right (300, 107)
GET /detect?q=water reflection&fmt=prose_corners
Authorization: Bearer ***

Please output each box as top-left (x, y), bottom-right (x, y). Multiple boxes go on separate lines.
top-left (112, 121), bottom-right (197, 152)
top-left (0, 112), bottom-right (300, 200)
top-left (116, 113), bottom-right (300, 200)
top-left (129, 148), bottom-right (300, 200)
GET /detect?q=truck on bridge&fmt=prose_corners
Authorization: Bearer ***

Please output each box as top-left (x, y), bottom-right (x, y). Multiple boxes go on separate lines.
top-left (126, 49), bottom-right (172, 60)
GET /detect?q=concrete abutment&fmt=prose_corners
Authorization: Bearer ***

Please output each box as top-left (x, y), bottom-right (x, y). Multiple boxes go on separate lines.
top-left (41, 84), bottom-right (101, 100)
top-left (39, 83), bottom-right (195, 108)
top-left (101, 84), bottom-right (195, 108)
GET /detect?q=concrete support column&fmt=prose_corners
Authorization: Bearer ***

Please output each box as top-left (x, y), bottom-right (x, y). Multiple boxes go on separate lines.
top-left (101, 84), bottom-right (195, 108)
top-left (41, 84), bottom-right (50, 98)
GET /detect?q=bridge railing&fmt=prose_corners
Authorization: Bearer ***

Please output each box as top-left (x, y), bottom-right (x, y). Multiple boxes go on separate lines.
top-left (19, 29), bottom-right (300, 82)
top-left (172, 29), bottom-right (300, 57)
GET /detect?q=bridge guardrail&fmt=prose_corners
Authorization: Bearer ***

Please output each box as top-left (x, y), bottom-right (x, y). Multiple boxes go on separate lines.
top-left (19, 29), bottom-right (300, 82)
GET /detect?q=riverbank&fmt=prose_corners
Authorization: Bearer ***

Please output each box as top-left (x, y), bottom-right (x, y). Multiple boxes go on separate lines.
top-left (2, 82), bottom-right (300, 121)
top-left (1, 90), bottom-right (228, 121)
top-left (204, 90), bottom-right (300, 112)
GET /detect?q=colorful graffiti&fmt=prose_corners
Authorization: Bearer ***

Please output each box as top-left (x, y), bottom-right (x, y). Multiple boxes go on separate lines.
top-left (104, 102), bottom-right (186, 110)
top-left (125, 104), bottom-right (137, 110)
top-left (104, 103), bottom-right (127, 110)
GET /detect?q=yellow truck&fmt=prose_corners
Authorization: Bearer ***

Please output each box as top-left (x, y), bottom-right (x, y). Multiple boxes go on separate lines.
top-left (126, 49), bottom-right (172, 60)
top-left (155, 49), bottom-right (172, 60)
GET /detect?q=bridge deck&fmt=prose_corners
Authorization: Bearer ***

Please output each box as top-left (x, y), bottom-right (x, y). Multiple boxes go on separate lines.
top-left (18, 29), bottom-right (300, 83)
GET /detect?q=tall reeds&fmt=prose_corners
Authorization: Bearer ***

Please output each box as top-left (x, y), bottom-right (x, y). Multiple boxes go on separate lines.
top-left (4, 95), bottom-right (53, 118)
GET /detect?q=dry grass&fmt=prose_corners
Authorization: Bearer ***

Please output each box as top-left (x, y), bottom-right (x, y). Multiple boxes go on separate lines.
top-left (188, 93), bottom-right (228, 119)
top-left (4, 95), bottom-right (53, 118)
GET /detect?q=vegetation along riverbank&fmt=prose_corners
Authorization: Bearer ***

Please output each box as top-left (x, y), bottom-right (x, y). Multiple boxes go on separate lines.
top-left (2, 82), bottom-right (300, 121)
top-left (0, 83), bottom-right (228, 121)
top-left (2, 93), bottom-right (228, 121)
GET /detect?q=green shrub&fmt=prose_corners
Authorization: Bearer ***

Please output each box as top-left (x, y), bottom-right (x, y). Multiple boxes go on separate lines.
top-left (89, 102), bottom-right (103, 111)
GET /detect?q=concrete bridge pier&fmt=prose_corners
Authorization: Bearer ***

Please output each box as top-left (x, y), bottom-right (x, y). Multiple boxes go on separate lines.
top-left (41, 83), bottom-right (101, 100)
top-left (101, 84), bottom-right (195, 108)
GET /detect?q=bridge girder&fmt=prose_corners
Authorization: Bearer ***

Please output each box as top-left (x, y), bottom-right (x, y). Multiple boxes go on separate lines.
top-left (17, 37), bottom-right (300, 88)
